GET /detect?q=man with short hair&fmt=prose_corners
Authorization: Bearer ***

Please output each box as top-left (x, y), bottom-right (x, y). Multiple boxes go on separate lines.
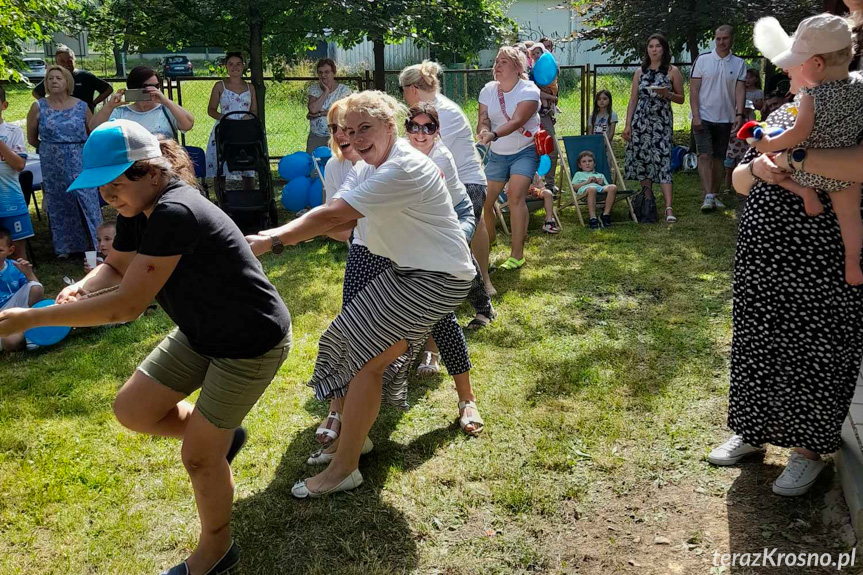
top-left (690, 25), bottom-right (746, 212)
top-left (32, 46), bottom-right (112, 111)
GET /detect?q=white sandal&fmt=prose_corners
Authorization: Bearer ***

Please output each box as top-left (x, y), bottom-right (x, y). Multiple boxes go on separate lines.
top-left (416, 351), bottom-right (441, 376)
top-left (314, 411), bottom-right (341, 445)
top-left (665, 207), bottom-right (677, 223)
top-left (307, 436), bottom-right (374, 465)
top-left (458, 400), bottom-right (485, 437)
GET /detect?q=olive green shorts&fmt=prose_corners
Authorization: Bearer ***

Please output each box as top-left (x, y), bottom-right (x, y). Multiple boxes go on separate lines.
top-left (138, 328), bottom-right (291, 429)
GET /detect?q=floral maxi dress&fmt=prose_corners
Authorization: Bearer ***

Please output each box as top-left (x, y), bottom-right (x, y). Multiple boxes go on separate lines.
top-left (38, 98), bottom-right (102, 255)
top-left (624, 67), bottom-right (673, 185)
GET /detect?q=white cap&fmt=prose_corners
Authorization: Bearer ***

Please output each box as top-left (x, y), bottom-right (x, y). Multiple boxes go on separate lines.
top-left (756, 14), bottom-right (852, 69)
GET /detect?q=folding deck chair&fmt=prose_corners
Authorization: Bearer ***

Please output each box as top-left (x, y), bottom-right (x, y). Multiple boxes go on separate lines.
top-left (557, 134), bottom-right (637, 226)
top-left (477, 144), bottom-right (563, 236)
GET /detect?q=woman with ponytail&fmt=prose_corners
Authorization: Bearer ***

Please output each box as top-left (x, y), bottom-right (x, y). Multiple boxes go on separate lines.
top-left (0, 119), bottom-right (292, 575)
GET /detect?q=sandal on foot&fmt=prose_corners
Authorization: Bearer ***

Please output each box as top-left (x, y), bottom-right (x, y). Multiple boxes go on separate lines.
top-left (292, 469), bottom-right (363, 499)
top-left (315, 411), bottom-right (341, 445)
top-left (159, 541), bottom-right (240, 575)
top-left (416, 351), bottom-right (441, 376)
top-left (498, 256), bottom-right (525, 271)
top-left (665, 208), bottom-right (677, 223)
top-left (465, 312), bottom-right (494, 331)
top-left (307, 436), bottom-right (374, 465)
top-left (458, 400), bottom-right (485, 437)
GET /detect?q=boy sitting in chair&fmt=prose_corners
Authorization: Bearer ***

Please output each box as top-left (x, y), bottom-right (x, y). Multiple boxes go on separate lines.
top-left (572, 150), bottom-right (617, 230)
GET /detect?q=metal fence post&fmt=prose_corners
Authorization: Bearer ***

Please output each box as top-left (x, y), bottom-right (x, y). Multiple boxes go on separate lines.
top-left (176, 78), bottom-right (186, 146)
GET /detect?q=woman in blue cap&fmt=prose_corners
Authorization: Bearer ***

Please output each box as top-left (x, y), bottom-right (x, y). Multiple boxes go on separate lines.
top-left (0, 119), bottom-right (292, 575)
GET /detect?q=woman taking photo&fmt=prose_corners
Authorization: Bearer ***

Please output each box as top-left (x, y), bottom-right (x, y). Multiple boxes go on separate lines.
top-left (205, 52), bottom-right (256, 187)
top-left (26, 64), bottom-right (102, 258)
top-left (91, 66), bottom-right (194, 140)
top-left (399, 60), bottom-right (498, 311)
top-left (306, 58), bottom-right (352, 154)
top-left (477, 46), bottom-right (541, 271)
top-left (247, 91), bottom-right (476, 496)
top-left (621, 33), bottom-right (684, 223)
top-left (0, 120), bottom-right (291, 575)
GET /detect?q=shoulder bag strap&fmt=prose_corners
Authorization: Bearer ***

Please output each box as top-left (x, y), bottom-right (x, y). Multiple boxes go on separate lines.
top-left (496, 84), bottom-right (531, 138)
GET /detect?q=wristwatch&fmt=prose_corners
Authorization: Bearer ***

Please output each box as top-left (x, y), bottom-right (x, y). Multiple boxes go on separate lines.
top-left (491, 130), bottom-right (499, 141)
top-left (269, 234), bottom-right (284, 255)
top-left (790, 147), bottom-right (807, 171)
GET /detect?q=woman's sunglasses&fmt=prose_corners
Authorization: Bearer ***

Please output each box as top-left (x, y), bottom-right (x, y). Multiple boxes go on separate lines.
top-left (405, 120), bottom-right (438, 135)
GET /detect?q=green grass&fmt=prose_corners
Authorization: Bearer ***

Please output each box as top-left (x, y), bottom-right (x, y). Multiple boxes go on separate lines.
top-left (0, 166), bottom-right (754, 574)
top-left (1, 69), bottom-right (694, 159)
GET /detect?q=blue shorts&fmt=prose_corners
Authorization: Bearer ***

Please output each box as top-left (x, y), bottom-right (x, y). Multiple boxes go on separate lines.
top-left (484, 146), bottom-right (539, 183)
top-left (0, 211), bottom-right (35, 241)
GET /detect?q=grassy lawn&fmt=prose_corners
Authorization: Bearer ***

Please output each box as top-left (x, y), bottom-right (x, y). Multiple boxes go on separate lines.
top-left (0, 156), bottom-right (855, 574)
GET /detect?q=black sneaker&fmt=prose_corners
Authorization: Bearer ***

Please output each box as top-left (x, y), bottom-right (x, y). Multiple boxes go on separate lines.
top-left (226, 427), bottom-right (247, 465)
top-left (588, 217), bottom-right (600, 231)
top-left (600, 214), bottom-right (612, 228)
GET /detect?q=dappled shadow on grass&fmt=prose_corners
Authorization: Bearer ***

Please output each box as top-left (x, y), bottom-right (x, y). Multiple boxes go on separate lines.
top-left (232, 408), bottom-right (461, 574)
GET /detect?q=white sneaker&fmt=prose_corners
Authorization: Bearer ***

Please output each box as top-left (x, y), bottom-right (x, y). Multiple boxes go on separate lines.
top-left (713, 195), bottom-right (726, 209)
top-left (701, 194), bottom-right (716, 212)
top-left (707, 435), bottom-right (764, 466)
top-left (772, 452), bottom-right (825, 496)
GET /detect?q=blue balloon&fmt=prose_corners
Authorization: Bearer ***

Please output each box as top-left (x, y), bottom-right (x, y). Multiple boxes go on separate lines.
top-left (312, 146), bottom-right (332, 159)
top-left (537, 154), bottom-right (551, 176)
top-left (281, 176), bottom-right (312, 212)
top-left (308, 178), bottom-right (324, 208)
top-left (533, 52), bottom-right (558, 87)
top-left (24, 299), bottom-right (72, 346)
top-left (277, 152), bottom-right (313, 181)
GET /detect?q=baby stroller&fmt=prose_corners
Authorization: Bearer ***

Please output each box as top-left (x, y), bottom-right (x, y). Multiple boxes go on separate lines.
top-left (214, 111), bottom-right (279, 233)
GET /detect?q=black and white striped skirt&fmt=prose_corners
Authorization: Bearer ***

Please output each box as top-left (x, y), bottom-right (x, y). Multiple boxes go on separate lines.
top-left (310, 263), bottom-right (472, 407)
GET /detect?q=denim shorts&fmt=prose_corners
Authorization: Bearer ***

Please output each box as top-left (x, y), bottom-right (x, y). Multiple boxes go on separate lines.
top-left (484, 146), bottom-right (540, 182)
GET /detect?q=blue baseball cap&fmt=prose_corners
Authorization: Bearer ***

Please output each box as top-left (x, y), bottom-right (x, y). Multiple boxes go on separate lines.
top-left (68, 119), bottom-right (162, 191)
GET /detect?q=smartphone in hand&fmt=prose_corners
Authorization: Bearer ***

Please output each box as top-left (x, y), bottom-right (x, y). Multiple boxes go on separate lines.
top-left (124, 88), bottom-right (152, 102)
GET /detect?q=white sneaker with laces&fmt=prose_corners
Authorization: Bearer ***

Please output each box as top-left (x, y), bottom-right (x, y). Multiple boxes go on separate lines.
top-left (772, 452), bottom-right (825, 496)
top-left (701, 194), bottom-right (716, 212)
top-left (707, 435), bottom-right (764, 466)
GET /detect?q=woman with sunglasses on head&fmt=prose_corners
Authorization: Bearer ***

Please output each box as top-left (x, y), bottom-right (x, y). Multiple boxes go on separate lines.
top-left (90, 66), bottom-right (194, 140)
top-left (404, 102), bottom-right (484, 435)
top-left (399, 61), bottom-right (497, 326)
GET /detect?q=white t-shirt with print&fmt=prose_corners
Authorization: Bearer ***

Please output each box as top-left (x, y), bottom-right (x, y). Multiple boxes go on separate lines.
top-left (435, 93), bottom-right (486, 186)
top-left (478, 79), bottom-right (541, 155)
top-left (0, 122), bottom-right (27, 216)
top-left (323, 157), bottom-right (355, 203)
top-left (337, 139), bottom-right (475, 280)
top-left (588, 111), bottom-right (619, 135)
top-left (691, 50), bottom-right (747, 123)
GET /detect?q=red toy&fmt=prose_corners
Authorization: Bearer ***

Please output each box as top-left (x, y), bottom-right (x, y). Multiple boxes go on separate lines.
top-left (737, 120), bottom-right (786, 145)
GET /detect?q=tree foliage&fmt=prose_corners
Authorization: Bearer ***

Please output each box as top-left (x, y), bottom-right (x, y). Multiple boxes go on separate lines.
top-left (0, 0), bottom-right (71, 80)
top-left (573, 0), bottom-right (822, 62)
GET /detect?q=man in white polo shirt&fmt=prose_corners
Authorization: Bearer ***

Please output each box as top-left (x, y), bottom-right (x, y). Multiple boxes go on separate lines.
top-left (690, 24), bottom-right (747, 212)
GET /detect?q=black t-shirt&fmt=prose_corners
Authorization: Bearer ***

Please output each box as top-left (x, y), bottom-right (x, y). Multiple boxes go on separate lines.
top-left (35, 70), bottom-right (111, 110)
top-left (113, 180), bottom-right (291, 358)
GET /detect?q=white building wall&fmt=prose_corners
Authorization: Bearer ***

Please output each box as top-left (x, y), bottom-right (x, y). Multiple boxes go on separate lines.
top-left (333, 38), bottom-right (430, 71)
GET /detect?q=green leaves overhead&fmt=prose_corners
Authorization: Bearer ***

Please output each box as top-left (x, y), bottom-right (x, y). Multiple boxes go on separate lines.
top-left (0, 0), bottom-right (71, 80)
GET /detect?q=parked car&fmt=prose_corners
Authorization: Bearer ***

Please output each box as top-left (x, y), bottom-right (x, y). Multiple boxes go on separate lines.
top-left (162, 55), bottom-right (193, 78)
top-left (20, 58), bottom-right (47, 82)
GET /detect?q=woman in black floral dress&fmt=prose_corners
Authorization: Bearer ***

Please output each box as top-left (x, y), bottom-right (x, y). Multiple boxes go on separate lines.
top-left (709, 66), bottom-right (863, 497)
top-left (622, 33), bottom-right (685, 223)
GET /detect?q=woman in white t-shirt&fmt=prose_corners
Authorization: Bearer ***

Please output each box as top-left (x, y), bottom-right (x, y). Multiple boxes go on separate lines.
top-left (404, 102), bottom-right (484, 436)
top-left (477, 46), bottom-right (541, 271)
top-left (247, 91), bottom-right (475, 497)
top-left (90, 66), bottom-right (194, 140)
top-left (399, 60), bottom-right (498, 301)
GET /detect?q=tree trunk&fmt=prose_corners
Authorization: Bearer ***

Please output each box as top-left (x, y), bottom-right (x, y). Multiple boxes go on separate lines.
top-left (686, 32), bottom-right (699, 64)
top-left (249, 3), bottom-right (266, 125)
top-left (373, 35), bottom-right (385, 90)
top-left (112, 47), bottom-right (126, 77)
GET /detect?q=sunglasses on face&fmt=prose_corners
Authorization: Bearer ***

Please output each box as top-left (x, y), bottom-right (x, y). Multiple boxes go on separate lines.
top-left (143, 82), bottom-right (161, 89)
top-left (405, 120), bottom-right (438, 135)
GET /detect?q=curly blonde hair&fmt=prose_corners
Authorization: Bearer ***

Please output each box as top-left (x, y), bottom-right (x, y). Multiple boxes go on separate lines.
top-left (398, 60), bottom-right (442, 93)
top-left (340, 90), bottom-right (408, 134)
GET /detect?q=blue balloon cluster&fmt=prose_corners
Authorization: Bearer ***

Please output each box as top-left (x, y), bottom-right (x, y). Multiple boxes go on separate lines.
top-left (277, 150), bottom-right (328, 212)
top-left (533, 52), bottom-right (558, 87)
